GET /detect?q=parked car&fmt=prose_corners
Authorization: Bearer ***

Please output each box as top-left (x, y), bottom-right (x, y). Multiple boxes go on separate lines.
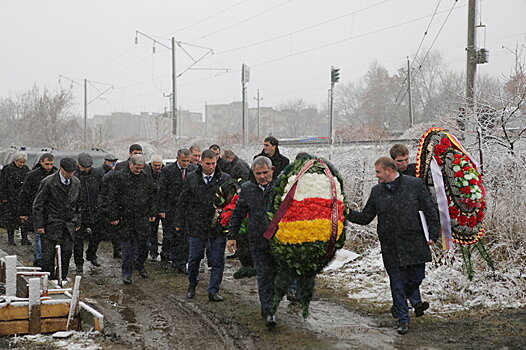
top-left (0, 146), bottom-right (51, 170)
top-left (29, 148), bottom-right (110, 169)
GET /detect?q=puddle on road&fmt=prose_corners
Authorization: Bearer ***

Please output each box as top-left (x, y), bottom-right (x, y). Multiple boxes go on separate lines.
top-left (303, 300), bottom-right (396, 350)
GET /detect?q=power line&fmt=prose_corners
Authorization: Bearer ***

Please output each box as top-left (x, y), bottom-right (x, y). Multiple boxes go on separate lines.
top-left (416, 0), bottom-right (459, 71)
top-left (190, 0), bottom-right (293, 42)
top-left (86, 44), bottom-right (136, 76)
top-left (165, 0), bottom-right (249, 36)
top-left (215, 0), bottom-right (391, 55)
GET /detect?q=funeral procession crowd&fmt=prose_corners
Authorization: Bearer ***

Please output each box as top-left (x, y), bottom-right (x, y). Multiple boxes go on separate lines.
top-left (0, 137), bottom-right (438, 334)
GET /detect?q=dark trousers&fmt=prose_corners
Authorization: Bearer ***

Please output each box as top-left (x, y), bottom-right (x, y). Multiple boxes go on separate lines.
top-left (386, 264), bottom-right (425, 324)
top-left (121, 239), bottom-right (149, 277)
top-left (187, 236), bottom-right (226, 294)
top-left (160, 217), bottom-right (175, 262)
top-left (249, 236), bottom-right (276, 317)
top-left (171, 228), bottom-right (189, 268)
top-left (148, 217), bottom-right (161, 256)
top-left (237, 231), bottom-right (254, 268)
top-left (41, 227), bottom-right (73, 280)
top-left (73, 223), bottom-right (102, 266)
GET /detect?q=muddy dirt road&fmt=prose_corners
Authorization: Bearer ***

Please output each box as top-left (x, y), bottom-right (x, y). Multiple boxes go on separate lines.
top-left (2, 239), bottom-right (525, 350)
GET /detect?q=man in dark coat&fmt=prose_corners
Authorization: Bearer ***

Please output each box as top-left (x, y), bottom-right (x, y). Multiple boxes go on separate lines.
top-left (108, 154), bottom-right (156, 284)
top-left (73, 153), bottom-right (104, 273)
top-left (253, 136), bottom-right (289, 179)
top-left (346, 157), bottom-right (439, 335)
top-left (157, 149), bottom-right (196, 272)
top-left (114, 143), bottom-right (143, 171)
top-left (146, 154), bottom-right (164, 261)
top-left (176, 149), bottom-right (231, 302)
top-left (209, 144), bottom-right (229, 174)
top-left (96, 153), bottom-right (118, 175)
top-left (227, 156), bottom-right (277, 329)
top-left (223, 150), bottom-right (250, 181)
top-left (390, 144), bottom-right (416, 177)
top-left (18, 153), bottom-right (57, 266)
top-left (96, 153), bottom-right (121, 258)
top-left (98, 166), bottom-right (122, 259)
top-left (1, 151), bottom-right (30, 245)
top-left (32, 157), bottom-right (81, 280)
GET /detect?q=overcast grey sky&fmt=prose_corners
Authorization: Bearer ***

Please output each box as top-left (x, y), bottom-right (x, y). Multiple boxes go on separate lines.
top-left (1, 0), bottom-right (524, 119)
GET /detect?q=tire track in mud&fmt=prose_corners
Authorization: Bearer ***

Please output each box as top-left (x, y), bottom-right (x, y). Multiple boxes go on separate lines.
top-left (79, 245), bottom-right (252, 350)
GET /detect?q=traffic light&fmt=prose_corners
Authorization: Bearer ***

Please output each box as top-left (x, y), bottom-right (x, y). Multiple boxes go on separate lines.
top-left (331, 67), bottom-right (340, 83)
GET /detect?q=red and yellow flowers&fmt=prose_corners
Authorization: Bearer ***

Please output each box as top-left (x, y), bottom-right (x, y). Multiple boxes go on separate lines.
top-left (275, 173), bottom-right (345, 245)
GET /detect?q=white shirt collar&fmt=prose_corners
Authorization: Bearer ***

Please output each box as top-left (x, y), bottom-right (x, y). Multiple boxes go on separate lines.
top-left (59, 171), bottom-right (68, 185)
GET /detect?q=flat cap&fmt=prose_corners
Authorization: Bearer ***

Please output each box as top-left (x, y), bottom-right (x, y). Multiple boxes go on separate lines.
top-left (77, 152), bottom-right (93, 168)
top-left (60, 157), bottom-right (77, 172)
top-left (104, 153), bottom-right (118, 162)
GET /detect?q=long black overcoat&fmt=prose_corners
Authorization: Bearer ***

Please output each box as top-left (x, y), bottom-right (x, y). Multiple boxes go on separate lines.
top-left (32, 172), bottom-right (81, 240)
top-left (108, 167), bottom-right (155, 241)
top-left (75, 167), bottom-right (103, 225)
top-left (175, 166), bottom-right (231, 239)
top-left (347, 174), bottom-right (439, 268)
top-left (0, 162), bottom-right (30, 229)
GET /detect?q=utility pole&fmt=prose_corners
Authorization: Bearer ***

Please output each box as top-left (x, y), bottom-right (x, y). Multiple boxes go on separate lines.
top-left (84, 78), bottom-right (87, 143)
top-left (407, 57), bottom-right (414, 128)
top-left (241, 64), bottom-right (250, 146)
top-left (59, 75), bottom-right (112, 146)
top-left (172, 37), bottom-right (177, 137)
top-left (466, 0), bottom-right (477, 110)
top-left (254, 89), bottom-right (263, 141)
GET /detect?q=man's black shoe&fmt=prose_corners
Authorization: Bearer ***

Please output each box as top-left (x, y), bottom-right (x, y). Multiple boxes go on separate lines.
top-left (177, 266), bottom-right (188, 275)
top-left (89, 257), bottom-right (101, 267)
top-left (75, 265), bottom-right (83, 273)
top-left (390, 305), bottom-right (397, 318)
top-left (123, 275), bottom-right (132, 284)
top-left (7, 239), bottom-right (16, 246)
top-left (160, 261), bottom-right (170, 270)
top-left (414, 301), bottom-right (429, 317)
top-left (397, 322), bottom-right (409, 335)
top-left (187, 285), bottom-right (196, 299)
top-left (149, 252), bottom-right (159, 261)
top-left (21, 239), bottom-right (32, 246)
top-left (138, 269), bottom-right (149, 278)
top-left (226, 251), bottom-right (239, 260)
top-left (208, 293), bottom-right (224, 302)
top-left (265, 314), bottom-right (277, 329)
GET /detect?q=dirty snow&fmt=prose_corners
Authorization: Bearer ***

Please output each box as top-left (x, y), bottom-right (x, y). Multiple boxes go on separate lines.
top-left (14, 331), bottom-right (101, 350)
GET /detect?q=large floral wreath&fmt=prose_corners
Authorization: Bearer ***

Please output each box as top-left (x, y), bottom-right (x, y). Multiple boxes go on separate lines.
top-left (416, 127), bottom-right (493, 279)
top-left (265, 155), bottom-right (348, 317)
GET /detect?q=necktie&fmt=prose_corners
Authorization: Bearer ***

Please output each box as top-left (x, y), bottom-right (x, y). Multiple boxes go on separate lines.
top-left (205, 175), bottom-right (212, 184)
top-left (64, 179), bottom-right (69, 186)
top-left (181, 168), bottom-right (186, 181)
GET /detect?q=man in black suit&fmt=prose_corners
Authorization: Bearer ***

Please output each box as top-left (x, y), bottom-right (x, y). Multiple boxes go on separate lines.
top-left (176, 149), bottom-right (231, 302)
top-left (157, 149), bottom-right (197, 272)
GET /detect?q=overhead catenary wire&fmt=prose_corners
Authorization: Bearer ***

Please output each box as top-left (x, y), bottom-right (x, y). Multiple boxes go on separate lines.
top-left (164, 0), bottom-right (249, 36)
top-left (190, 0), bottom-right (293, 42)
top-left (215, 0), bottom-right (392, 55)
